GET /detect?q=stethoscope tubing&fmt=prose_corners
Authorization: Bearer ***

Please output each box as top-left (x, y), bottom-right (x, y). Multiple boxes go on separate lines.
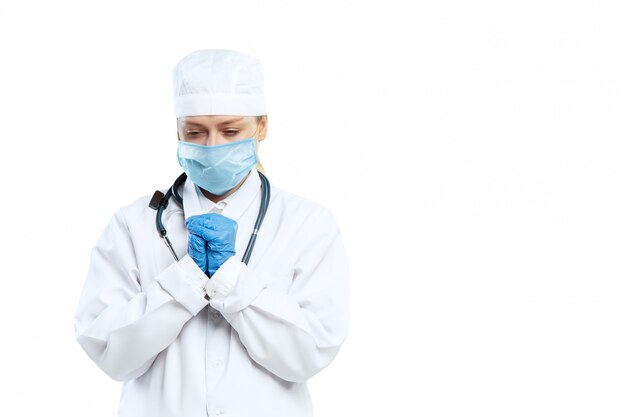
top-left (152, 171), bottom-right (271, 271)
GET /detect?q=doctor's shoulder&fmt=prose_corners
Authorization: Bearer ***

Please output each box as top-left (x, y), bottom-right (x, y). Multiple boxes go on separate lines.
top-left (270, 184), bottom-right (342, 238)
top-left (107, 190), bottom-right (169, 234)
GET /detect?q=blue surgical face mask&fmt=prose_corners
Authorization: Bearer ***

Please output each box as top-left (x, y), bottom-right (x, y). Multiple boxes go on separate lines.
top-left (177, 138), bottom-right (258, 196)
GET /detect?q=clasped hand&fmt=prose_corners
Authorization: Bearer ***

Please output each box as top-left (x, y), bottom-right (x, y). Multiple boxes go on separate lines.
top-left (185, 213), bottom-right (238, 277)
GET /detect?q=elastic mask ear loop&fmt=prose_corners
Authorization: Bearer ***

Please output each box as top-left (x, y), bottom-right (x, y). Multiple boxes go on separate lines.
top-left (251, 120), bottom-right (261, 140)
top-left (251, 120), bottom-right (262, 152)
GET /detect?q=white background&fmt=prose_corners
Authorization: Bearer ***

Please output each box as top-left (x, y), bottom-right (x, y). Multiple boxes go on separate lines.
top-left (1, 1), bottom-right (625, 416)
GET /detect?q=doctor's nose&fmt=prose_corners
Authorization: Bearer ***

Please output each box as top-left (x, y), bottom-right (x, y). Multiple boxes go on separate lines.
top-left (193, 131), bottom-right (227, 146)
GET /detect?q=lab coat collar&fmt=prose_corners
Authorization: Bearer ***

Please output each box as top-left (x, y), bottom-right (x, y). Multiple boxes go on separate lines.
top-left (182, 167), bottom-right (261, 222)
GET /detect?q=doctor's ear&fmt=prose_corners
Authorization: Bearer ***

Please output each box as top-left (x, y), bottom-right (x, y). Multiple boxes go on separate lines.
top-left (256, 115), bottom-right (268, 142)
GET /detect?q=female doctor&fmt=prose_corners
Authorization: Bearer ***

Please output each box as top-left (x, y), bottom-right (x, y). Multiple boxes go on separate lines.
top-left (73, 49), bottom-right (350, 417)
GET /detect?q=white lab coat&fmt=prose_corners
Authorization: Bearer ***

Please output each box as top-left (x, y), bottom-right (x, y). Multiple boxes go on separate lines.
top-left (73, 167), bottom-right (350, 417)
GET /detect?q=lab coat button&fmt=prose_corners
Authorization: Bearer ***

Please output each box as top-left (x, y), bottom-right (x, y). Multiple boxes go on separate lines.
top-left (212, 312), bottom-right (220, 320)
top-left (211, 359), bottom-right (223, 368)
top-left (215, 410), bottom-right (223, 416)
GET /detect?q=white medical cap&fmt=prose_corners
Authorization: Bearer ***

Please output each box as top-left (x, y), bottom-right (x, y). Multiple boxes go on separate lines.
top-left (172, 49), bottom-right (266, 117)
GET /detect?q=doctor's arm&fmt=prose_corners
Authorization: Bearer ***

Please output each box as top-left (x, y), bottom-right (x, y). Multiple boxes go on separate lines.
top-left (73, 208), bottom-right (210, 382)
top-left (207, 208), bottom-right (350, 383)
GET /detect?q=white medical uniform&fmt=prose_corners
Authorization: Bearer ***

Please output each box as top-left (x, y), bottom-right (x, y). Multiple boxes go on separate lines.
top-left (73, 167), bottom-right (350, 417)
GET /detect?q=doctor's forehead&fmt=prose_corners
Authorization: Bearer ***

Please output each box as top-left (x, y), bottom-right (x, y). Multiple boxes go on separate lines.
top-left (177, 115), bottom-right (248, 126)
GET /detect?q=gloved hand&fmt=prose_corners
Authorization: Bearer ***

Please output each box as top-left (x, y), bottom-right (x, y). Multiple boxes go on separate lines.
top-left (185, 213), bottom-right (238, 277)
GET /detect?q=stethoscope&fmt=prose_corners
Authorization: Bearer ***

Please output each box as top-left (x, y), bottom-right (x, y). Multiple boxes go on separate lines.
top-left (148, 170), bottom-right (271, 270)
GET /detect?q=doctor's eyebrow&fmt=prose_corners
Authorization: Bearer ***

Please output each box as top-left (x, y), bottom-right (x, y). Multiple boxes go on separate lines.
top-left (217, 117), bottom-right (244, 125)
top-left (181, 117), bottom-right (245, 127)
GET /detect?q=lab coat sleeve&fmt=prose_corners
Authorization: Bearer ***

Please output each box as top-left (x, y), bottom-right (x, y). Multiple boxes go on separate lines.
top-left (73, 208), bottom-right (210, 382)
top-left (207, 208), bottom-right (350, 383)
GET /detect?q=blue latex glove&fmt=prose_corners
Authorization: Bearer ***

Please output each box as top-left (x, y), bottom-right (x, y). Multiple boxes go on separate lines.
top-left (185, 213), bottom-right (238, 277)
